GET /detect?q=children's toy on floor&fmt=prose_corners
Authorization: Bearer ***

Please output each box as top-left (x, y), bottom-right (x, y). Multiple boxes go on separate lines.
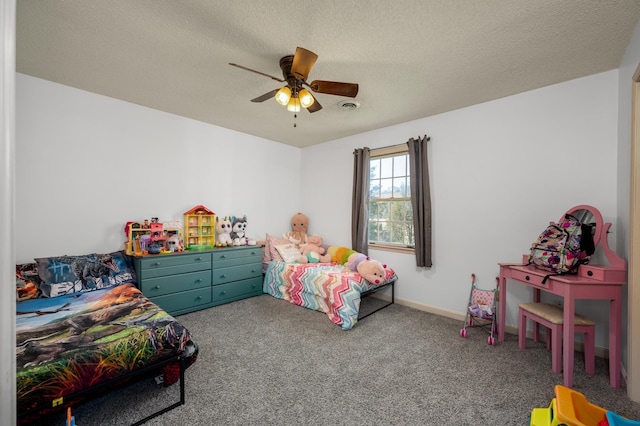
top-left (529, 385), bottom-right (639, 426)
top-left (66, 407), bottom-right (76, 426)
top-left (459, 273), bottom-right (498, 345)
top-left (605, 411), bottom-right (640, 426)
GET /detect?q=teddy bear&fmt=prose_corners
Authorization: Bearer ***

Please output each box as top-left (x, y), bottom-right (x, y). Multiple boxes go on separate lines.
top-left (215, 216), bottom-right (233, 247)
top-left (297, 235), bottom-right (331, 263)
top-left (283, 212), bottom-right (309, 247)
top-left (345, 252), bottom-right (388, 284)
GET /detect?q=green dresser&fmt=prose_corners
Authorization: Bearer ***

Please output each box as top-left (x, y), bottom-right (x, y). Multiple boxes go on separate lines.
top-left (133, 245), bottom-right (263, 316)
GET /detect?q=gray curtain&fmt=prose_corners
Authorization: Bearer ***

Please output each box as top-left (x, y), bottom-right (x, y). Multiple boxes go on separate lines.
top-left (352, 147), bottom-right (370, 254)
top-left (408, 135), bottom-right (432, 267)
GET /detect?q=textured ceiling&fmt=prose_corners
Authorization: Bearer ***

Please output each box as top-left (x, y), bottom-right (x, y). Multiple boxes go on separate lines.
top-left (16, 1), bottom-right (640, 148)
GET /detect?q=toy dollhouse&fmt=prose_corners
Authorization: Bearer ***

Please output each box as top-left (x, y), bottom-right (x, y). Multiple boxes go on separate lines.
top-left (125, 219), bottom-right (184, 255)
top-left (183, 205), bottom-right (216, 250)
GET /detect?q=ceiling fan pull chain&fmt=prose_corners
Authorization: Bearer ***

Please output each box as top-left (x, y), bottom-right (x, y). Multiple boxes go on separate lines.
top-left (293, 113), bottom-right (297, 128)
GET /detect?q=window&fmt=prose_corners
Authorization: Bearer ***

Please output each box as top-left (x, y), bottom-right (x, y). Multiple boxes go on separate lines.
top-left (368, 146), bottom-right (414, 249)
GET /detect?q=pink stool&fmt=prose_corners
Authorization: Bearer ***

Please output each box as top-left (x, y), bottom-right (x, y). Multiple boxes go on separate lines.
top-left (518, 302), bottom-right (595, 376)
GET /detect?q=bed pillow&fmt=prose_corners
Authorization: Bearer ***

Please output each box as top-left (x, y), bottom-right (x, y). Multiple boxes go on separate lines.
top-left (274, 243), bottom-right (302, 263)
top-left (265, 233), bottom-right (290, 262)
top-left (16, 263), bottom-right (42, 301)
top-left (35, 250), bottom-right (137, 297)
top-left (263, 235), bottom-right (273, 265)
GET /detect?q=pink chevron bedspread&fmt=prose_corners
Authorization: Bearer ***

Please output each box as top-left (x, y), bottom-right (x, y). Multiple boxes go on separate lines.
top-left (263, 261), bottom-right (397, 330)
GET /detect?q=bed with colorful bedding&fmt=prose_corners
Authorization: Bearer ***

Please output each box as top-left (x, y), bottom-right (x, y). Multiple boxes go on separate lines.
top-left (15, 251), bottom-right (198, 424)
top-left (263, 260), bottom-right (397, 330)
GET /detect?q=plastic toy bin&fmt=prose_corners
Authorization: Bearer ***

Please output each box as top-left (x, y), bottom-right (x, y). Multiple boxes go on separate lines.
top-left (530, 385), bottom-right (608, 426)
top-left (554, 385), bottom-right (607, 426)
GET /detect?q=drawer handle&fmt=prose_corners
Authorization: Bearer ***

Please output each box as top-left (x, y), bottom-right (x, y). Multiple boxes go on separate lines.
top-left (525, 275), bottom-right (530, 281)
top-left (154, 285), bottom-right (161, 289)
top-left (195, 257), bottom-right (202, 261)
top-left (587, 270), bottom-right (593, 276)
top-left (220, 255), bottom-right (226, 259)
top-left (220, 291), bottom-right (226, 295)
top-left (220, 275), bottom-right (226, 279)
top-left (153, 262), bottom-right (161, 267)
top-left (196, 296), bottom-right (202, 300)
top-left (195, 279), bottom-right (202, 283)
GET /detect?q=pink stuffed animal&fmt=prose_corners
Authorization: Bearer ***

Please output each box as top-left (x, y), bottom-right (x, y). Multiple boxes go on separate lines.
top-left (297, 235), bottom-right (331, 263)
top-left (345, 252), bottom-right (387, 284)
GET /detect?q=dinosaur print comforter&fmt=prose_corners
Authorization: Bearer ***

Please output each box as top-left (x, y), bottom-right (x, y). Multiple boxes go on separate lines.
top-left (263, 261), bottom-right (397, 330)
top-left (16, 283), bottom-right (198, 419)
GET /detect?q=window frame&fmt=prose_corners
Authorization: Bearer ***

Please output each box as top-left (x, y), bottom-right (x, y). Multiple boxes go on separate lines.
top-left (368, 145), bottom-right (415, 254)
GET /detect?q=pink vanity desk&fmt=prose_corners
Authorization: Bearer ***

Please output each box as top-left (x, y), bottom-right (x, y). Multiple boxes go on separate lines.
top-left (498, 205), bottom-right (627, 388)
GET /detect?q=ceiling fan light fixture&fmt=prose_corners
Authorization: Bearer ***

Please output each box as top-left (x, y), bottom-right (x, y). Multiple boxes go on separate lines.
top-left (275, 86), bottom-right (291, 105)
top-left (299, 89), bottom-right (314, 108)
top-left (230, 47), bottom-right (358, 117)
top-left (287, 96), bottom-right (301, 112)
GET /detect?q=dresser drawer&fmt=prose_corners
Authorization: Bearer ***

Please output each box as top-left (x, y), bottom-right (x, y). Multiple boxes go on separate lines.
top-left (213, 277), bottom-right (263, 303)
top-left (211, 247), bottom-right (262, 268)
top-left (150, 287), bottom-right (212, 313)
top-left (136, 253), bottom-right (211, 279)
top-left (212, 263), bottom-right (262, 285)
top-left (510, 268), bottom-right (548, 288)
top-left (139, 270), bottom-right (211, 297)
top-left (578, 265), bottom-right (626, 282)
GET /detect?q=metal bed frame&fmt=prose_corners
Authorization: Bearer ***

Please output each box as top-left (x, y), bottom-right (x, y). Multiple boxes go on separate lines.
top-left (18, 355), bottom-right (187, 425)
top-left (358, 279), bottom-right (395, 320)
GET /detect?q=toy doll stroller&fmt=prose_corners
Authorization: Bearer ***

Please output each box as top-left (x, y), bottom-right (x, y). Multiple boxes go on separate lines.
top-left (459, 273), bottom-right (499, 345)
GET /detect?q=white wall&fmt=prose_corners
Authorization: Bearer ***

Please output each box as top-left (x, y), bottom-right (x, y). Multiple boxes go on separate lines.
top-left (303, 71), bottom-right (620, 347)
top-left (15, 69), bottom-right (623, 350)
top-left (15, 74), bottom-right (302, 263)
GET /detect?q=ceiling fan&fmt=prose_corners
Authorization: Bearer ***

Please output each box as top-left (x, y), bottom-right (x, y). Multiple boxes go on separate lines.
top-left (229, 47), bottom-right (359, 113)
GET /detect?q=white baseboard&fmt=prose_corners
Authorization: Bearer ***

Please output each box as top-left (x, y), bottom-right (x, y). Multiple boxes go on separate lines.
top-left (395, 297), bottom-right (466, 322)
top-left (394, 297), bottom-right (610, 359)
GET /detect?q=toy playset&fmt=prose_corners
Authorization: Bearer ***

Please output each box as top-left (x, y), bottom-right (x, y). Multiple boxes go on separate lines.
top-left (184, 205), bottom-right (216, 250)
top-left (125, 205), bottom-right (256, 255)
top-left (124, 218), bottom-right (183, 256)
top-left (529, 385), bottom-right (639, 426)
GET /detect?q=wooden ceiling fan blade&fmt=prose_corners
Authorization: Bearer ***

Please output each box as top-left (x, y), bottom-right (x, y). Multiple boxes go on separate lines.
top-left (229, 63), bottom-right (285, 83)
top-left (306, 98), bottom-right (322, 113)
top-left (251, 88), bottom-right (280, 103)
top-left (308, 80), bottom-right (359, 97)
top-left (291, 47), bottom-right (318, 81)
